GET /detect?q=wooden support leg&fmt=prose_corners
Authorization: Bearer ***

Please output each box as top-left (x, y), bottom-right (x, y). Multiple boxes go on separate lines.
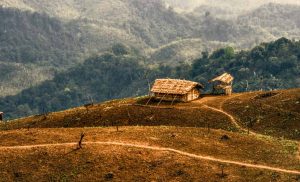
top-left (171, 95), bottom-right (177, 106)
top-left (146, 96), bottom-right (153, 106)
top-left (157, 94), bottom-right (168, 106)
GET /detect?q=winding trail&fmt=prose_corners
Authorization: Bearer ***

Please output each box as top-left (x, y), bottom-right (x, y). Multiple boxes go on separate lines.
top-left (202, 105), bottom-right (241, 130)
top-left (198, 95), bottom-right (252, 134)
top-left (0, 141), bottom-right (299, 175)
top-left (199, 95), bottom-right (300, 160)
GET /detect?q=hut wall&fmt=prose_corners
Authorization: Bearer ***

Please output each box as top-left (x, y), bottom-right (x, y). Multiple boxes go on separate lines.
top-left (153, 88), bottom-right (200, 102)
top-left (186, 88), bottom-right (200, 101)
top-left (224, 87), bottom-right (232, 95)
top-left (153, 93), bottom-right (185, 102)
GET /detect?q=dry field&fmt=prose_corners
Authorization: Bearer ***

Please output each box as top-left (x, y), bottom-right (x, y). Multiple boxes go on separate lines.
top-left (0, 127), bottom-right (299, 181)
top-left (0, 89), bottom-right (299, 181)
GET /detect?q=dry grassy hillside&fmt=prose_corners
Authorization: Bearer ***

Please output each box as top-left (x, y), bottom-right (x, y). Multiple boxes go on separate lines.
top-left (0, 89), bottom-right (300, 181)
top-left (4, 89), bottom-right (300, 140)
top-left (0, 127), bottom-right (299, 181)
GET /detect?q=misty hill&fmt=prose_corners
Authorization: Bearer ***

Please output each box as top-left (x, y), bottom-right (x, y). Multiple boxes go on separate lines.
top-left (0, 7), bottom-right (88, 97)
top-left (238, 3), bottom-right (300, 39)
top-left (0, 7), bottom-right (84, 65)
top-left (1, 0), bottom-right (300, 98)
top-left (149, 38), bottom-right (227, 65)
top-left (166, 0), bottom-right (300, 13)
top-left (3, 0), bottom-right (300, 50)
top-left (0, 0), bottom-right (193, 48)
top-left (0, 49), bottom-right (151, 118)
top-left (0, 1), bottom-right (194, 96)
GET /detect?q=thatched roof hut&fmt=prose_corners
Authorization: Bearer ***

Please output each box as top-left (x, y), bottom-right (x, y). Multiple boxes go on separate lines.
top-left (209, 73), bottom-right (234, 95)
top-left (151, 79), bottom-right (204, 102)
top-left (209, 72), bottom-right (234, 84)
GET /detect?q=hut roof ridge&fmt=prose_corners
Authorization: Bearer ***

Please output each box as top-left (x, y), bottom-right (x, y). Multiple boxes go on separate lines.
top-left (209, 72), bottom-right (234, 84)
top-left (151, 78), bottom-right (204, 95)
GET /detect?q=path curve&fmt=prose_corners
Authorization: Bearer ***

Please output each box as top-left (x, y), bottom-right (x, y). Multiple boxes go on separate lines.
top-left (204, 96), bottom-right (300, 161)
top-left (203, 105), bottom-right (241, 130)
top-left (0, 141), bottom-right (299, 175)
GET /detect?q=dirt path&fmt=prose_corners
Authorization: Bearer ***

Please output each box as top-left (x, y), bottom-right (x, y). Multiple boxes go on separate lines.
top-left (197, 94), bottom-right (257, 135)
top-left (0, 141), bottom-right (299, 175)
top-left (202, 105), bottom-right (242, 130)
top-left (201, 96), bottom-right (300, 160)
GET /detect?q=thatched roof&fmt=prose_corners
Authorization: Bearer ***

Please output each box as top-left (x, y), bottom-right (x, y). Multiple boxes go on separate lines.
top-left (151, 79), bottom-right (204, 95)
top-left (209, 73), bottom-right (234, 84)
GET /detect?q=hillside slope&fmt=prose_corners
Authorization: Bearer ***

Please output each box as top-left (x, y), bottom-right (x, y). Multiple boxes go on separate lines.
top-left (0, 7), bottom-right (87, 97)
top-left (238, 3), bottom-right (300, 39)
top-left (0, 127), bottom-right (298, 181)
top-left (4, 89), bottom-right (300, 140)
top-left (0, 89), bottom-right (299, 181)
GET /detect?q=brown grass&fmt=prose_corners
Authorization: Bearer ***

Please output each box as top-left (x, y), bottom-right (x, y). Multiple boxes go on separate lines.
top-left (0, 127), bottom-right (299, 181)
top-left (2, 89), bottom-right (300, 141)
top-left (222, 89), bottom-right (300, 140)
top-left (0, 89), bottom-right (300, 181)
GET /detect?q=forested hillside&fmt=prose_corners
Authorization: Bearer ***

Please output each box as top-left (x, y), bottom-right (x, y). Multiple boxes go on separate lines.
top-left (1, 38), bottom-right (299, 119)
top-left (238, 3), bottom-right (300, 37)
top-left (0, 0), bottom-right (202, 97)
top-left (0, 45), bottom-right (183, 119)
top-left (0, 7), bottom-right (87, 97)
top-left (190, 38), bottom-right (300, 91)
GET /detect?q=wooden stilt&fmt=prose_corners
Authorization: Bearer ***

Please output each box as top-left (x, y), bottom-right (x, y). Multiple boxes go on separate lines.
top-left (146, 95), bottom-right (153, 106)
top-left (157, 93), bottom-right (168, 106)
top-left (171, 95), bottom-right (177, 105)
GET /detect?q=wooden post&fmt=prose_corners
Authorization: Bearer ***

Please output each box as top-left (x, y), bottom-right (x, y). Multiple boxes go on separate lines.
top-left (171, 95), bottom-right (177, 105)
top-left (78, 133), bottom-right (85, 149)
top-left (146, 95), bottom-right (153, 106)
top-left (157, 93), bottom-right (168, 106)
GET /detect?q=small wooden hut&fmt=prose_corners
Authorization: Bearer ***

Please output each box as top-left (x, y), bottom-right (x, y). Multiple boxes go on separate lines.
top-left (209, 73), bottom-right (234, 95)
top-left (150, 79), bottom-right (204, 103)
top-left (0, 112), bottom-right (3, 121)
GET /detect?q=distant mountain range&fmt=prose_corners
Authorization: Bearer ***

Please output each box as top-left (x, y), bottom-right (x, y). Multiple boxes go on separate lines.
top-left (1, 0), bottom-right (300, 98)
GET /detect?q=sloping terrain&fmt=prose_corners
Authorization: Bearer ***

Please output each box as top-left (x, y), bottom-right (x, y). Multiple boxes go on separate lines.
top-left (238, 3), bottom-right (300, 40)
top-left (0, 127), bottom-right (299, 181)
top-left (149, 38), bottom-right (228, 64)
top-left (223, 89), bottom-right (300, 140)
top-left (0, 7), bottom-right (85, 96)
top-left (4, 89), bottom-right (300, 140)
top-left (0, 89), bottom-right (299, 181)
